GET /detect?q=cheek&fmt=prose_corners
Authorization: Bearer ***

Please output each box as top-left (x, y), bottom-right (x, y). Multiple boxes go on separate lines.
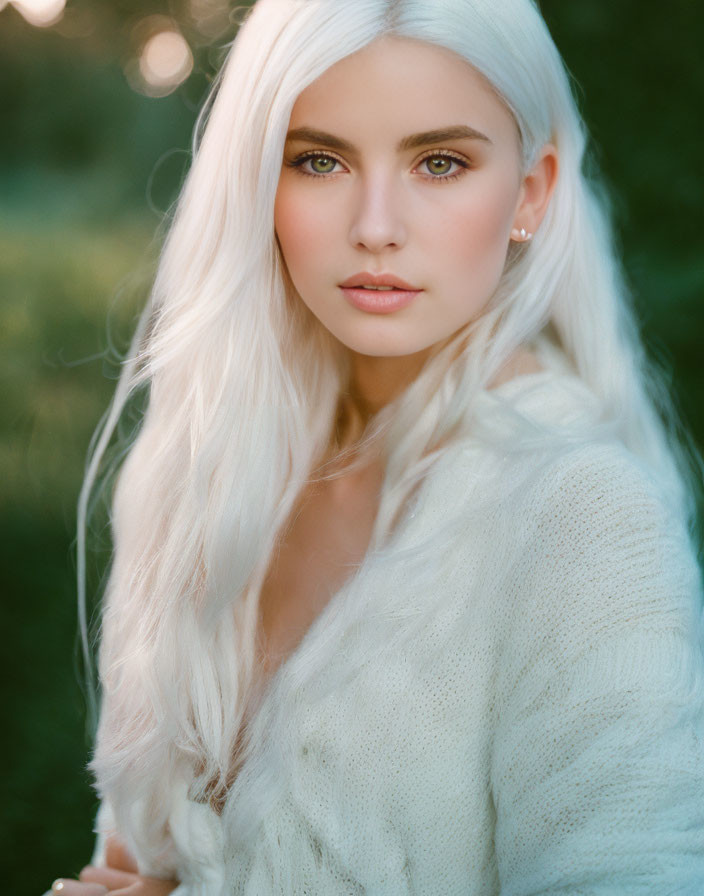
top-left (438, 180), bottom-right (516, 275)
top-left (274, 181), bottom-right (332, 283)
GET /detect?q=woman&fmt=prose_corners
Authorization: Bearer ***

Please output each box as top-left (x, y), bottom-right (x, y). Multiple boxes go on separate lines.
top-left (51, 0), bottom-right (704, 893)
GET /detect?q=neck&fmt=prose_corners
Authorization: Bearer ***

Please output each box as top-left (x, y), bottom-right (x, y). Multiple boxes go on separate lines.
top-left (346, 348), bottom-right (432, 423)
top-left (325, 348), bottom-right (432, 466)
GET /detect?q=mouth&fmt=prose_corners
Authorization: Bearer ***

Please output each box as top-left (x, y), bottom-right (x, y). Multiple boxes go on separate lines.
top-left (338, 273), bottom-right (422, 315)
top-left (339, 272), bottom-right (421, 291)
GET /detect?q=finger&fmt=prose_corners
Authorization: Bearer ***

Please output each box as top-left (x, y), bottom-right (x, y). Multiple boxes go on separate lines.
top-left (110, 880), bottom-right (179, 896)
top-left (46, 881), bottom-right (107, 896)
top-left (79, 864), bottom-right (138, 889)
top-left (105, 834), bottom-right (139, 873)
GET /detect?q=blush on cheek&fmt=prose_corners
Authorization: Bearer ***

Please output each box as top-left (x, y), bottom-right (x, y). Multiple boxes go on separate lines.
top-left (462, 183), bottom-right (517, 262)
top-left (438, 198), bottom-right (515, 320)
top-left (274, 187), bottom-right (332, 282)
top-left (275, 204), bottom-right (309, 277)
top-left (452, 207), bottom-right (510, 269)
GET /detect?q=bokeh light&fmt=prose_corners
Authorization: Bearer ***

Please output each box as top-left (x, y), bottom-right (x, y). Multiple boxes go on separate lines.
top-left (124, 16), bottom-right (194, 98)
top-left (140, 30), bottom-right (193, 92)
top-left (8, 0), bottom-right (65, 27)
top-left (189, 0), bottom-right (232, 40)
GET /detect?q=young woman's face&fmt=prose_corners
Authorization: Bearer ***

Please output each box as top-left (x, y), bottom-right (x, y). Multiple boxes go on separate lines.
top-left (275, 36), bottom-right (540, 358)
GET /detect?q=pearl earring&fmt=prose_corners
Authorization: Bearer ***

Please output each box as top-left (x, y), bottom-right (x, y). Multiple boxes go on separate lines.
top-left (512, 227), bottom-right (533, 242)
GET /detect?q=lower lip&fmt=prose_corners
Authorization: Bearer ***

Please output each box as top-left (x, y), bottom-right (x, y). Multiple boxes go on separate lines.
top-left (340, 287), bottom-right (422, 314)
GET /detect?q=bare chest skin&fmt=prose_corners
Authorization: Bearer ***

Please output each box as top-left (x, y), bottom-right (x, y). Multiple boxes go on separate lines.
top-left (255, 458), bottom-right (385, 688)
top-left (206, 459), bottom-right (384, 813)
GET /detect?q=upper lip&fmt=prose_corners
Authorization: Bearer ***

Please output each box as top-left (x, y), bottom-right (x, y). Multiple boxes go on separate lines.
top-left (339, 272), bottom-right (421, 290)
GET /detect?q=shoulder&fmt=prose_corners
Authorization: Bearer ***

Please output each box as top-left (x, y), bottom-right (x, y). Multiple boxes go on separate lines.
top-left (516, 427), bottom-right (697, 587)
top-left (432, 369), bottom-right (702, 643)
top-left (526, 438), bottom-right (694, 586)
top-left (494, 436), bottom-right (703, 689)
top-left (420, 360), bottom-right (700, 597)
top-left (529, 439), bottom-right (678, 544)
top-left (454, 362), bottom-right (685, 546)
top-left (437, 370), bottom-right (671, 538)
top-left (488, 435), bottom-right (704, 743)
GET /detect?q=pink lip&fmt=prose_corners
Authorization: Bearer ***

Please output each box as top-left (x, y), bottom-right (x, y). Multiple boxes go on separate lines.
top-left (339, 272), bottom-right (420, 290)
top-left (339, 271), bottom-right (422, 314)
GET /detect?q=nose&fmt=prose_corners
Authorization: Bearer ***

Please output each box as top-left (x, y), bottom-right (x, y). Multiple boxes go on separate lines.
top-left (347, 173), bottom-right (408, 253)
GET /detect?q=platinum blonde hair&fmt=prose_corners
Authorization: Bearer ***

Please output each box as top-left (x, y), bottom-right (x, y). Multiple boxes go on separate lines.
top-left (81, 0), bottom-right (696, 869)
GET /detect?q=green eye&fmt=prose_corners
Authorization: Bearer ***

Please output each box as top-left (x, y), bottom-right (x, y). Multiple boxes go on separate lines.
top-left (288, 153), bottom-right (342, 176)
top-left (309, 156), bottom-right (337, 174)
top-left (425, 157), bottom-right (453, 175)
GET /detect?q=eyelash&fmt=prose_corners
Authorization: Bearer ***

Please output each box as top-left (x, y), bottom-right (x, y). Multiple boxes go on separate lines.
top-left (286, 150), bottom-right (470, 183)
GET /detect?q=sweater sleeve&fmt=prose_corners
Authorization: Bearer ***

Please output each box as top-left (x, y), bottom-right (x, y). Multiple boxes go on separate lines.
top-left (491, 446), bottom-right (704, 895)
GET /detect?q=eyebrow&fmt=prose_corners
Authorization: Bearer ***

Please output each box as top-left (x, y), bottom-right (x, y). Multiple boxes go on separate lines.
top-left (285, 125), bottom-right (493, 153)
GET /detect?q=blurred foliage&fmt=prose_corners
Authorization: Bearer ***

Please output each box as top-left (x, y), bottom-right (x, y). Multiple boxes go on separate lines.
top-left (0, 0), bottom-right (702, 891)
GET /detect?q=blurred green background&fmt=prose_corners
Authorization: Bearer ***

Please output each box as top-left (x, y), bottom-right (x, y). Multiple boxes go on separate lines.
top-left (1, 0), bottom-right (702, 891)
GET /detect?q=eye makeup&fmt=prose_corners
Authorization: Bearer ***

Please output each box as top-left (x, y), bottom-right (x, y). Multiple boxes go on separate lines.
top-left (284, 149), bottom-right (471, 183)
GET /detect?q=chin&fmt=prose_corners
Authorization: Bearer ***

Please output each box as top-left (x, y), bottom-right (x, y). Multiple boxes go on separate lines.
top-left (331, 327), bottom-right (433, 359)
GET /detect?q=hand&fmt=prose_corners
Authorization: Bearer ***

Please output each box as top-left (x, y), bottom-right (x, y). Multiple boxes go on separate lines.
top-left (47, 834), bottom-right (179, 895)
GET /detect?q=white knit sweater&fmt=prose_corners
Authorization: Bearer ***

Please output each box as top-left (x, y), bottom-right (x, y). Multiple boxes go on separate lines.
top-left (92, 366), bottom-right (704, 895)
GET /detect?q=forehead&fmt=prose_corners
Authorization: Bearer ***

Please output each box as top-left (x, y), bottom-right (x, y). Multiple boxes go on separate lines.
top-left (288, 36), bottom-right (519, 148)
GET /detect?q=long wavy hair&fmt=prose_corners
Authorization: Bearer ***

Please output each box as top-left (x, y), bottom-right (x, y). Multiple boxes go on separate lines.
top-left (80, 0), bottom-right (698, 870)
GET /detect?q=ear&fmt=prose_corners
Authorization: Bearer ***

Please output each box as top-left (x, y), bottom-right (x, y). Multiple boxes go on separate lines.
top-left (510, 144), bottom-right (559, 243)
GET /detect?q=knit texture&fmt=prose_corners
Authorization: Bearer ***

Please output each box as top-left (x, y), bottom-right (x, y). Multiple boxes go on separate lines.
top-left (92, 368), bottom-right (704, 894)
